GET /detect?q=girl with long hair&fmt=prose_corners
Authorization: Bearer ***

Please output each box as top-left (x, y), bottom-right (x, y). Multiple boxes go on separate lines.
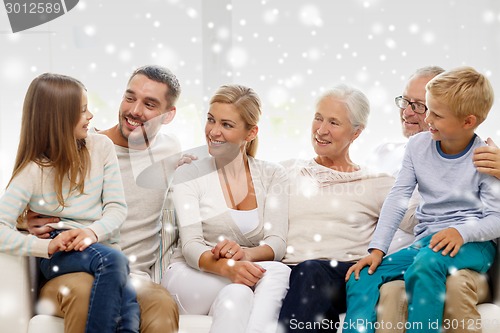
top-left (0, 73), bottom-right (139, 333)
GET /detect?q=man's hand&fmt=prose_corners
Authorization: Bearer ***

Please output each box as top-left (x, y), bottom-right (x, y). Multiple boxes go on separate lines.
top-left (429, 228), bottom-right (464, 257)
top-left (176, 154), bottom-right (198, 168)
top-left (26, 210), bottom-right (59, 239)
top-left (345, 249), bottom-right (384, 281)
top-left (473, 138), bottom-right (500, 179)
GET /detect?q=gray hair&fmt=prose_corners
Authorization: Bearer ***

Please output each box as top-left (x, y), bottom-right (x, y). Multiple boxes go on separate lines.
top-left (129, 65), bottom-right (181, 107)
top-left (317, 83), bottom-right (370, 129)
top-left (410, 66), bottom-right (445, 79)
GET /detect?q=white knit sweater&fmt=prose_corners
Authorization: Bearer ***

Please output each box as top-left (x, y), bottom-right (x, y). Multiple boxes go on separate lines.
top-left (281, 159), bottom-right (395, 264)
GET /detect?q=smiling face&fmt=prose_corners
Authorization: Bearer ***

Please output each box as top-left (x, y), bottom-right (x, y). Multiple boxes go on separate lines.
top-left (311, 96), bottom-right (360, 164)
top-left (74, 89), bottom-right (93, 140)
top-left (399, 75), bottom-right (434, 138)
top-left (205, 102), bottom-right (257, 160)
top-left (117, 74), bottom-right (175, 148)
top-left (425, 93), bottom-right (465, 146)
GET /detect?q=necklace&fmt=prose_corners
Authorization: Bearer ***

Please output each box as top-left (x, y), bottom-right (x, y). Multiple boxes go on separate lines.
top-left (221, 167), bottom-right (237, 208)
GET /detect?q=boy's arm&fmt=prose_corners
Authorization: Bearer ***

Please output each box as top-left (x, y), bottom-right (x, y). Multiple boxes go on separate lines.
top-left (453, 176), bottom-right (500, 243)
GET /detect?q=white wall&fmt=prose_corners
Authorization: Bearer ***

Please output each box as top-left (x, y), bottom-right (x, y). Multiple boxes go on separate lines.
top-left (1, 0), bottom-right (500, 188)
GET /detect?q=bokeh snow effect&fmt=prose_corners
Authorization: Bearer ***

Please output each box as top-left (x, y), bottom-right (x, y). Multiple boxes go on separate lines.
top-left (0, 0), bottom-right (499, 187)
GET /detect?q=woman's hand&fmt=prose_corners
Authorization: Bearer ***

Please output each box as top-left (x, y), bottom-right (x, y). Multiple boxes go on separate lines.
top-left (225, 261), bottom-right (266, 287)
top-left (199, 249), bottom-right (264, 286)
top-left (212, 239), bottom-right (246, 261)
top-left (26, 210), bottom-right (59, 239)
top-left (345, 249), bottom-right (384, 281)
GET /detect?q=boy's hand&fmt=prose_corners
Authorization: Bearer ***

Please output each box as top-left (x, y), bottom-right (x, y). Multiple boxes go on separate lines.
top-left (429, 228), bottom-right (464, 257)
top-left (345, 249), bottom-right (384, 281)
top-left (473, 138), bottom-right (500, 179)
top-left (60, 229), bottom-right (98, 252)
top-left (26, 210), bottom-right (59, 239)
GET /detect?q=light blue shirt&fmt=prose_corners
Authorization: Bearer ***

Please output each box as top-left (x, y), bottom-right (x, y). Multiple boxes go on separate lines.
top-left (370, 131), bottom-right (500, 254)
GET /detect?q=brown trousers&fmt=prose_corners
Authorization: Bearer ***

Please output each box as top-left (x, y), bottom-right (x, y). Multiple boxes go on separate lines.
top-left (39, 272), bottom-right (179, 333)
top-left (377, 269), bottom-right (489, 333)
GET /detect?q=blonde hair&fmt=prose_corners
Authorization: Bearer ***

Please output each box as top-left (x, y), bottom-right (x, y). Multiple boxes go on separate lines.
top-left (209, 84), bottom-right (262, 157)
top-left (9, 73), bottom-right (90, 208)
top-left (426, 66), bottom-right (494, 126)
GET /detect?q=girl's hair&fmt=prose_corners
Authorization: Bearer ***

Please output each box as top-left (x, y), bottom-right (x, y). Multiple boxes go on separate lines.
top-left (9, 73), bottom-right (90, 208)
top-left (210, 84), bottom-right (262, 157)
top-left (317, 83), bottom-right (370, 130)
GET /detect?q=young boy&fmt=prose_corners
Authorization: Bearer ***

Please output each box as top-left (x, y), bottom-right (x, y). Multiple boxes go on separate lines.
top-left (343, 66), bottom-right (500, 333)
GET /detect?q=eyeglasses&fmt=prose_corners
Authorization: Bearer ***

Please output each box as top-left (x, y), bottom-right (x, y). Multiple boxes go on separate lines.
top-left (395, 96), bottom-right (428, 114)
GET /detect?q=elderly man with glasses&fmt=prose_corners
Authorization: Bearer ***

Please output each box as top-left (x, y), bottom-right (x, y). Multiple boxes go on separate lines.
top-left (368, 66), bottom-right (493, 333)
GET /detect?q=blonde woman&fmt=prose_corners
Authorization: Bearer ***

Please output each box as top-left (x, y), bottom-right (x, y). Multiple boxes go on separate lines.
top-left (163, 84), bottom-right (290, 333)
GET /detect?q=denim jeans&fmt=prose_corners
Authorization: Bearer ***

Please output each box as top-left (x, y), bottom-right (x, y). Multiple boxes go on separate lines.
top-left (344, 235), bottom-right (496, 333)
top-left (278, 260), bottom-right (354, 333)
top-left (39, 242), bottom-right (140, 333)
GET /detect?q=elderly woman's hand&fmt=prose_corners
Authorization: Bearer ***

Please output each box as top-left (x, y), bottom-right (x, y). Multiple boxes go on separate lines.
top-left (345, 249), bottom-right (384, 282)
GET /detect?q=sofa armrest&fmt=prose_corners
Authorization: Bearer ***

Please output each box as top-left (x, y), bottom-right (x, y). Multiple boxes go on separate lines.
top-left (0, 253), bottom-right (33, 333)
top-left (152, 188), bottom-right (179, 284)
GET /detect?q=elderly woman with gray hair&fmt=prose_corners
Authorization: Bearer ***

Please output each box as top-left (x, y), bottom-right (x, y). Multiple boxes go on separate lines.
top-left (277, 84), bottom-right (416, 333)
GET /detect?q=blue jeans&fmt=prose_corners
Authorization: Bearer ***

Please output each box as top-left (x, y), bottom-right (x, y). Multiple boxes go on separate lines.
top-left (39, 242), bottom-right (140, 333)
top-left (344, 235), bottom-right (495, 333)
top-left (278, 260), bottom-right (354, 333)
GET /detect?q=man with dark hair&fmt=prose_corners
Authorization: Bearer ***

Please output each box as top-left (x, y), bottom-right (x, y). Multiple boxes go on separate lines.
top-left (28, 65), bottom-right (181, 333)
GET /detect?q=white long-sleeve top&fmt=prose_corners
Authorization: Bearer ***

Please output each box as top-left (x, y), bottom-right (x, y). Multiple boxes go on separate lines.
top-left (0, 133), bottom-right (127, 258)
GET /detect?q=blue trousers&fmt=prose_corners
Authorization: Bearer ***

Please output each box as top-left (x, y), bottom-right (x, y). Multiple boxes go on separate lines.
top-left (278, 260), bottom-right (354, 333)
top-left (39, 243), bottom-right (140, 333)
top-left (344, 235), bottom-right (495, 333)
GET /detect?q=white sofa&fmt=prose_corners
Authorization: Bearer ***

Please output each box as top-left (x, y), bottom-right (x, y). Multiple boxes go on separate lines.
top-left (2, 239), bottom-right (500, 333)
top-left (2, 250), bottom-right (500, 333)
top-left (0, 252), bottom-right (213, 333)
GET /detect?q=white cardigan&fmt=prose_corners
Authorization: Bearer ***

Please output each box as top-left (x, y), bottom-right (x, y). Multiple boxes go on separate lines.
top-left (169, 156), bottom-right (289, 270)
